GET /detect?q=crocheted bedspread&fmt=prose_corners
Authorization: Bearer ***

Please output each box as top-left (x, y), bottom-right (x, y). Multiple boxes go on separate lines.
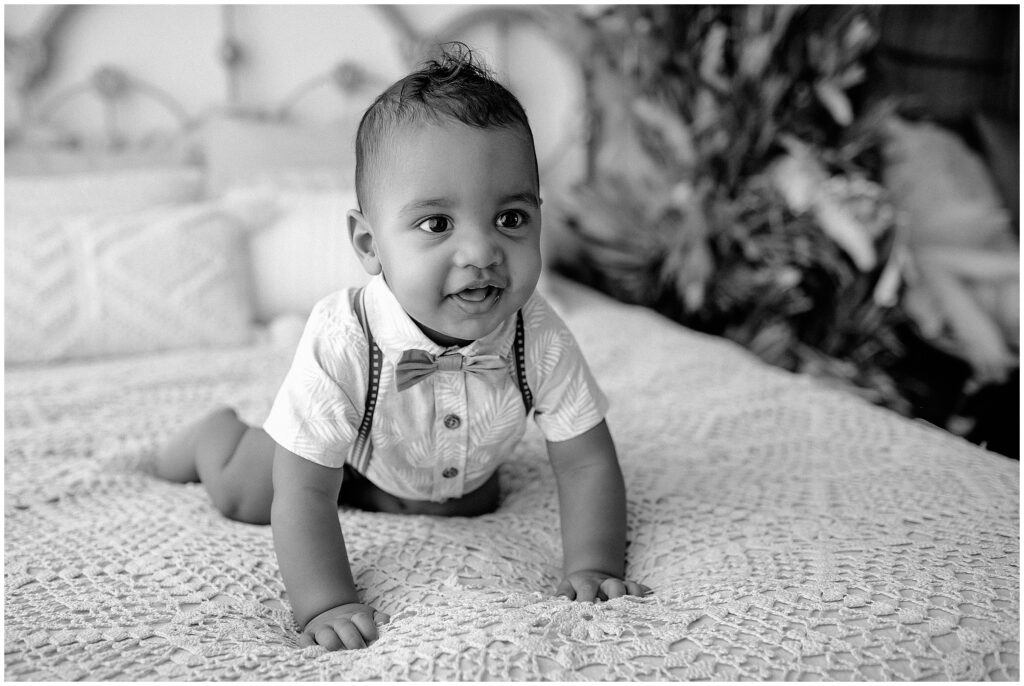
top-left (5, 275), bottom-right (1019, 681)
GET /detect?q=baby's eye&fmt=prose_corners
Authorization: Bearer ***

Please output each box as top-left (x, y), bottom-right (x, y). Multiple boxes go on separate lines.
top-left (496, 210), bottom-right (528, 229)
top-left (416, 216), bottom-right (451, 234)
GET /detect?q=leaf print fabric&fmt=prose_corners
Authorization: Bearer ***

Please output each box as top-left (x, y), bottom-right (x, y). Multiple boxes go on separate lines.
top-left (264, 275), bottom-right (608, 502)
top-left (470, 391), bottom-right (525, 448)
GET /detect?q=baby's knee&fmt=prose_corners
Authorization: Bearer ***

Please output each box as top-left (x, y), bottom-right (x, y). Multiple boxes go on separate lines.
top-left (199, 420), bottom-right (273, 525)
top-left (209, 485), bottom-right (269, 525)
top-left (207, 449), bottom-right (272, 524)
top-left (196, 409), bottom-right (249, 461)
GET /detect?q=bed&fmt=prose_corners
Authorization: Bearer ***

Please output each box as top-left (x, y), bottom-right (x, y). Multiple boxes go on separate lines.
top-left (4, 5), bottom-right (1019, 681)
top-left (5, 270), bottom-right (1020, 681)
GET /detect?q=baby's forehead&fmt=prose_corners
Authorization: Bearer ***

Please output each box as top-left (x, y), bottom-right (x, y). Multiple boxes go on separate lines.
top-left (360, 115), bottom-right (539, 218)
top-left (391, 115), bottom-right (533, 150)
top-left (374, 117), bottom-right (537, 178)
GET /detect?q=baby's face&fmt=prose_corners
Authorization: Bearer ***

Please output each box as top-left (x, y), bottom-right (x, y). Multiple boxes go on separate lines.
top-left (360, 121), bottom-right (542, 345)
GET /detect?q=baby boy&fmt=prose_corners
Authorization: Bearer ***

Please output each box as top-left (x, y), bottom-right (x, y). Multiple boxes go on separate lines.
top-left (157, 46), bottom-right (647, 651)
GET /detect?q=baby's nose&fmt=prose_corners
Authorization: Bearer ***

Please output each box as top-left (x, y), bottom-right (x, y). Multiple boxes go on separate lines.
top-left (454, 225), bottom-right (502, 268)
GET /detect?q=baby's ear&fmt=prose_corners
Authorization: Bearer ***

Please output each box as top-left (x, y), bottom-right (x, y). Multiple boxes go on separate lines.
top-left (347, 209), bottom-right (382, 276)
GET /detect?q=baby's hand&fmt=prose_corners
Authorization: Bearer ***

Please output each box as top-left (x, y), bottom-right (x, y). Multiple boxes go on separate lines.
top-left (555, 570), bottom-right (650, 603)
top-left (298, 603), bottom-right (389, 650)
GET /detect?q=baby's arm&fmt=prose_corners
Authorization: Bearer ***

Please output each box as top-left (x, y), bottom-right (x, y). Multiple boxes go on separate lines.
top-left (271, 445), bottom-right (388, 650)
top-left (548, 420), bottom-right (648, 601)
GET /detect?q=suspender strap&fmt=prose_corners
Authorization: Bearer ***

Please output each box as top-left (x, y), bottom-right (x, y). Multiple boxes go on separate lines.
top-left (347, 288), bottom-right (533, 475)
top-left (513, 310), bottom-right (533, 415)
top-left (349, 287), bottom-right (381, 474)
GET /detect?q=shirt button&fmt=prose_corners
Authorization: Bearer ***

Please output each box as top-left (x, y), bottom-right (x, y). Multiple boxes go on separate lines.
top-left (442, 467), bottom-right (459, 478)
top-left (443, 414), bottom-right (461, 429)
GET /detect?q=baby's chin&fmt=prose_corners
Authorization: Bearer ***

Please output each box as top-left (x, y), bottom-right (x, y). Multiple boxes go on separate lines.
top-left (416, 303), bottom-right (521, 347)
top-left (423, 318), bottom-right (502, 347)
top-left (409, 316), bottom-right (477, 348)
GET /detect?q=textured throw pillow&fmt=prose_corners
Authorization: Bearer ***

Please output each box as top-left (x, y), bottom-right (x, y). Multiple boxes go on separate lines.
top-left (5, 202), bottom-right (257, 365)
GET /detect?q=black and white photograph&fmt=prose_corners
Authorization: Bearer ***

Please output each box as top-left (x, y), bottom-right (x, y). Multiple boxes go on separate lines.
top-left (4, 3), bottom-right (1019, 681)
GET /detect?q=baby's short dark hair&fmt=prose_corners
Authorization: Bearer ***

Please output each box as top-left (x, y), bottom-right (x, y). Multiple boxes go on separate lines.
top-left (354, 43), bottom-right (537, 213)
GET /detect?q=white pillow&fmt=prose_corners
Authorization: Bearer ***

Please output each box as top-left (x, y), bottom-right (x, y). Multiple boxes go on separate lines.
top-left (241, 187), bottom-right (371, 322)
top-left (4, 136), bottom-right (198, 177)
top-left (5, 201), bottom-right (257, 365)
top-left (4, 165), bottom-right (204, 218)
top-left (202, 115), bottom-right (358, 194)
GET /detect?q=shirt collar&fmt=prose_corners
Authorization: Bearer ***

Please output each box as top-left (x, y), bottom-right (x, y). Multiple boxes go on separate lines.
top-left (363, 274), bottom-right (517, 366)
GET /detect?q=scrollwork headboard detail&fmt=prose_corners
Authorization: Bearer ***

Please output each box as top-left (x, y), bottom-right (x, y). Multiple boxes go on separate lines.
top-left (5, 4), bottom-right (593, 178)
top-left (5, 5), bottom-right (391, 146)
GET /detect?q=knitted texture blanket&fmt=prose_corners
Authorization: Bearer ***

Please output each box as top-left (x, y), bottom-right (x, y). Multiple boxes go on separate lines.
top-left (5, 276), bottom-right (1019, 680)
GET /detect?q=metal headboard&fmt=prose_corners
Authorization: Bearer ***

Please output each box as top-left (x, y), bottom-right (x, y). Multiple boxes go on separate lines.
top-left (5, 5), bottom-right (591, 174)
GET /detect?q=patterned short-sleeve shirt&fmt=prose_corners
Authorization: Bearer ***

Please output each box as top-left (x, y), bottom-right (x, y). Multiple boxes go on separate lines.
top-left (264, 274), bottom-right (609, 502)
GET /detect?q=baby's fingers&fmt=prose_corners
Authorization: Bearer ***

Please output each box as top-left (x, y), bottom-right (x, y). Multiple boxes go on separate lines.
top-left (600, 578), bottom-right (627, 599)
top-left (555, 578), bottom-right (576, 600)
top-left (624, 580), bottom-right (652, 597)
top-left (349, 611), bottom-right (383, 644)
top-left (329, 620), bottom-right (369, 650)
top-left (313, 626), bottom-right (347, 651)
top-left (572, 578), bottom-right (601, 603)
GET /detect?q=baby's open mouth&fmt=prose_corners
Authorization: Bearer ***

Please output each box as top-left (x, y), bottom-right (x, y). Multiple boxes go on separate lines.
top-left (450, 284), bottom-right (504, 312)
top-left (455, 286), bottom-right (498, 303)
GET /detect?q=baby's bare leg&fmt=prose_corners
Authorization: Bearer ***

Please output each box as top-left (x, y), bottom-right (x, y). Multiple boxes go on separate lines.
top-left (156, 407), bottom-right (276, 524)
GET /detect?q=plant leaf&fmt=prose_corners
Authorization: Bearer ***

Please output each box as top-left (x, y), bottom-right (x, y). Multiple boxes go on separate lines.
top-left (814, 80), bottom-right (853, 126)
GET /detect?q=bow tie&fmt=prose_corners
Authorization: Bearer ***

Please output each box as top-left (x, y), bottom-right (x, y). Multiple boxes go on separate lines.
top-left (395, 349), bottom-right (507, 391)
